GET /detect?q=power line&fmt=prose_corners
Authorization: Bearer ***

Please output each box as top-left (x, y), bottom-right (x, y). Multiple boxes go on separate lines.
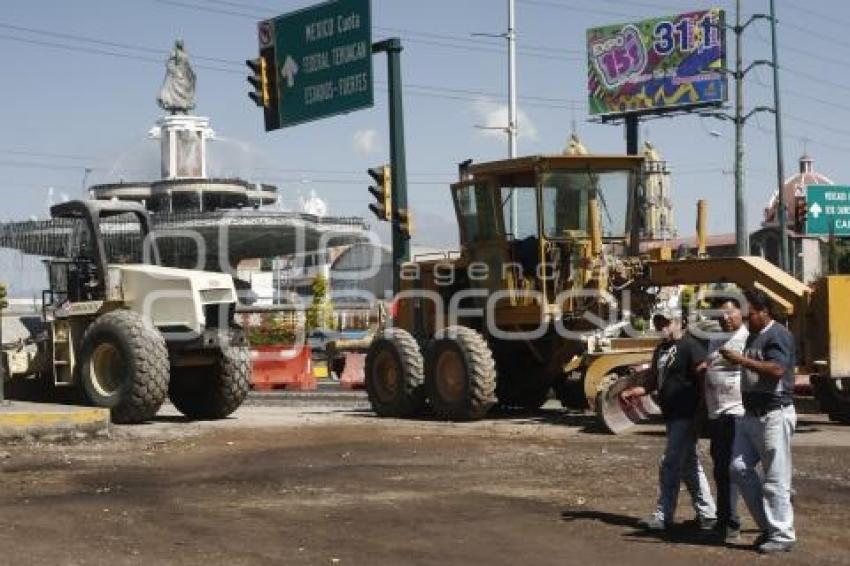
top-left (0, 33), bottom-right (243, 74)
top-left (197, 0), bottom-right (584, 54)
top-left (784, 112), bottom-right (850, 139)
top-left (0, 27), bottom-right (583, 110)
top-left (0, 159), bottom-right (98, 172)
top-left (0, 149), bottom-right (97, 161)
top-left (778, 1), bottom-right (850, 32)
top-left (0, 21), bottom-right (240, 67)
top-left (575, 0), bottom-right (735, 13)
top-left (150, 0), bottom-right (583, 62)
top-left (778, 18), bottom-right (850, 54)
top-left (517, 0), bottom-right (631, 18)
top-left (751, 114), bottom-right (850, 155)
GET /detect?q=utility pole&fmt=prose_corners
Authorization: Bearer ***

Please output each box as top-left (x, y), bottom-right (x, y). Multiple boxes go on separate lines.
top-left (704, 8), bottom-right (771, 258)
top-left (508, 0), bottom-right (519, 235)
top-left (508, 0), bottom-right (517, 159)
top-left (472, 1), bottom-right (518, 234)
top-left (734, 0), bottom-right (748, 256)
top-left (770, 0), bottom-right (789, 272)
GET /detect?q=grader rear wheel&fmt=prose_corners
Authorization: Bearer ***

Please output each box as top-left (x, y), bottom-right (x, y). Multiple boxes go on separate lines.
top-left (425, 326), bottom-right (497, 421)
top-left (365, 328), bottom-right (427, 418)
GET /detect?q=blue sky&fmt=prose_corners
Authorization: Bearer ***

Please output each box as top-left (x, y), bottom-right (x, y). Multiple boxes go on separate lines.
top-left (0, 0), bottom-right (844, 249)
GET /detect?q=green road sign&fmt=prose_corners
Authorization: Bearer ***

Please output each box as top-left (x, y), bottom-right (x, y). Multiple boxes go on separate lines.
top-left (258, 0), bottom-right (373, 130)
top-left (806, 185), bottom-right (850, 236)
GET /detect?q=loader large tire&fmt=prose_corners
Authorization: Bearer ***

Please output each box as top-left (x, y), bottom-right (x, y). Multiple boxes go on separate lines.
top-left (365, 328), bottom-right (426, 418)
top-left (425, 326), bottom-right (497, 421)
top-left (79, 309), bottom-right (169, 424)
top-left (169, 344), bottom-right (251, 420)
top-left (812, 375), bottom-right (850, 424)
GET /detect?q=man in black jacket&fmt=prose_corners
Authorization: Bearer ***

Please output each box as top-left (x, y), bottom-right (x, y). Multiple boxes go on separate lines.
top-left (621, 310), bottom-right (717, 531)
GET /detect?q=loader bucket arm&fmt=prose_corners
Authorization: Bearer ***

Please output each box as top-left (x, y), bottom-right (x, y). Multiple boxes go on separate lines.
top-left (646, 256), bottom-right (809, 314)
top-left (50, 200), bottom-right (161, 273)
top-left (646, 256), bottom-right (811, 366)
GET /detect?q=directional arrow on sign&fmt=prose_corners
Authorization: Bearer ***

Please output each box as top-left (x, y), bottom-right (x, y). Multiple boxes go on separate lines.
top-left (281, 55), bottom-right (299, 88)
top-left (810, 201), bottom-right (823, 219)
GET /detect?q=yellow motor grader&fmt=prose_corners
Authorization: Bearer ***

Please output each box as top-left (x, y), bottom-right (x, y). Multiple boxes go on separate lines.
top-left (363, 153), bottom-right (850, 424)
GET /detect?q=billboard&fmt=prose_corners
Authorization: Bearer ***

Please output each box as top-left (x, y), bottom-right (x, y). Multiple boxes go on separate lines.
top-left (587, 8), bottom-right (727, 117)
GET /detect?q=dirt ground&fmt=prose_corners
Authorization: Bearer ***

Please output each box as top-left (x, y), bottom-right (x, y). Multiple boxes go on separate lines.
top-left (0, 404), bottom-right (848, 566)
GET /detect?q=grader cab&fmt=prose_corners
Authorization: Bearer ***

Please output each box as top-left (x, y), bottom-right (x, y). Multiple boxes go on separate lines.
top-left (365, 154), bottom-right (657, 420)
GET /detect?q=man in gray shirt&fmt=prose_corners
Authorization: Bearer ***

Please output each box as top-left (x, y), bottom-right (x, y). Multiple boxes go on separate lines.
top-left (720, 289), bottom-right (796, 554)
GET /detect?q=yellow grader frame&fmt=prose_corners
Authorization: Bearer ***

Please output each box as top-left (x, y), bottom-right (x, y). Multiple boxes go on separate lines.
top-left (363, 153), bottom-right (850, 425)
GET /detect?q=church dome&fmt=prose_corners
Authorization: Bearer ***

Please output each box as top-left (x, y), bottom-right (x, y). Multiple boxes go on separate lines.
top-left (763, 154), bottom-right (833, 224)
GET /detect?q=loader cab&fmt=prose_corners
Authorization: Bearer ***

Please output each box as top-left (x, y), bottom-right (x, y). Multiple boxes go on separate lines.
top-left (451, 155), bottom-right (644, 310)
top-left (45, 200), bottom-right (161, 304)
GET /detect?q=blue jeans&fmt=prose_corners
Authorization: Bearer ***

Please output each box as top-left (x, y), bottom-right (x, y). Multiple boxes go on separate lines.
top-left (729, 406), bottom-right (796, 543)
top-left (653, 418), bottom-right (717, 523)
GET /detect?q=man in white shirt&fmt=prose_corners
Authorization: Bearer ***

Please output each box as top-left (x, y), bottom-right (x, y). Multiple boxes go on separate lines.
top-left (700, 298), bottom-right (748, 543)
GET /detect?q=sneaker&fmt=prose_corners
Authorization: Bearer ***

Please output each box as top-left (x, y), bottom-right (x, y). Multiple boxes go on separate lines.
top-left (680, 517), bottom-right (715, 532)
top-left (721, 525), bottom-right (741, 544)
top-left (752, 531), bottom-right (769, 548)
top-left (758, 540), bottom-right (794, 554)
top-left (639, 516), bottom-right (668, 531)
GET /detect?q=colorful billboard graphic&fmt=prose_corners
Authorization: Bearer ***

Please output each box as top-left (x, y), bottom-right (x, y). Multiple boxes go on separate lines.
top-left (587, 8), bottom-right (727, 117)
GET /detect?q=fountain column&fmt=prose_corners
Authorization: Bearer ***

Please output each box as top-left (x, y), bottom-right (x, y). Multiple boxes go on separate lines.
top-left (157, 115), bottom-right (211, 179)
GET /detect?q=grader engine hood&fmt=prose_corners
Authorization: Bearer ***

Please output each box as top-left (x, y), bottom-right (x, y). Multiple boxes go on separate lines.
top-left (110, 265), bottom-right (237, 335)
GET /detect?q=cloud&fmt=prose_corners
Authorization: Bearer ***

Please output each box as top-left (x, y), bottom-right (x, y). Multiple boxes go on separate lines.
top-left (470, 98), bottom-right (539, 142)
top-left (352, 128), bottom-right (379, 154)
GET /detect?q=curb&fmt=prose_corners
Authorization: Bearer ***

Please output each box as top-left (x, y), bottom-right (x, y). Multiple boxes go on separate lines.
top-left (0, 403), bottom-right (110, 441)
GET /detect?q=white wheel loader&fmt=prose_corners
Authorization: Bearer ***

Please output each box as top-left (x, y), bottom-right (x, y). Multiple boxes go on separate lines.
top-left (1, 200), bottom-right (251, 423)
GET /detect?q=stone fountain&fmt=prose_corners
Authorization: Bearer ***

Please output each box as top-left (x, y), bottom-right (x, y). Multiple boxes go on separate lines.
top-left (0, 40), bottom-right (367, 281)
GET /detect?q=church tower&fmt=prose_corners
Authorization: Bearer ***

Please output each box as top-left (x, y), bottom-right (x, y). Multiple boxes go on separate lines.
top-left (641, 141), bottom-right (676, 240)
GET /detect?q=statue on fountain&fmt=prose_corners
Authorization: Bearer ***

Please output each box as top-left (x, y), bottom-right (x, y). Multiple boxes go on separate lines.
top-left (157, 40), bottom-right (196, 114)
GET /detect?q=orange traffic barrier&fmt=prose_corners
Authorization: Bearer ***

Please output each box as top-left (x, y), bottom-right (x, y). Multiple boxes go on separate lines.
top-left (250, 345), bottom-right (316, 391)
top-left (339, 352), bottom-right (366, 390)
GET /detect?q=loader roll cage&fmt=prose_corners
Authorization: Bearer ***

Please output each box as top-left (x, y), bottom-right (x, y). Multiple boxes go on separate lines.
top-left (47, 200), bottom-right (161, 301)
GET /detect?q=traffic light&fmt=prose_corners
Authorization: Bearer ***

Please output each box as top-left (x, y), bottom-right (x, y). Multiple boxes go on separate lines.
top-left (368, 165), bottom-right (392, 221)
top-left (0, 282), bottom-right (7, 310)
top-left (246, 57), bottom-right (270, 107)
top-left (397, 208), bottom-right (415, 239)
top-left (794, 196), bottom-right (808, 232)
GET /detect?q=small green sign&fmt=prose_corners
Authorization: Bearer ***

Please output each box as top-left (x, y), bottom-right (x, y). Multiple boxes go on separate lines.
top-left (260, 0), bottom-right (373, 129)
top-left (806, 185), bottom-right (850, 236)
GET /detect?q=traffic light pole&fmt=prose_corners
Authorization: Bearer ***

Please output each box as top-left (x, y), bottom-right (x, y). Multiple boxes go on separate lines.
top-left (373, 38), bottom-right (410, 296)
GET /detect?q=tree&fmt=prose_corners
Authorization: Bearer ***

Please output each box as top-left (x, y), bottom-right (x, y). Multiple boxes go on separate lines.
top-left (306, 274), bottom-right (335, 331)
